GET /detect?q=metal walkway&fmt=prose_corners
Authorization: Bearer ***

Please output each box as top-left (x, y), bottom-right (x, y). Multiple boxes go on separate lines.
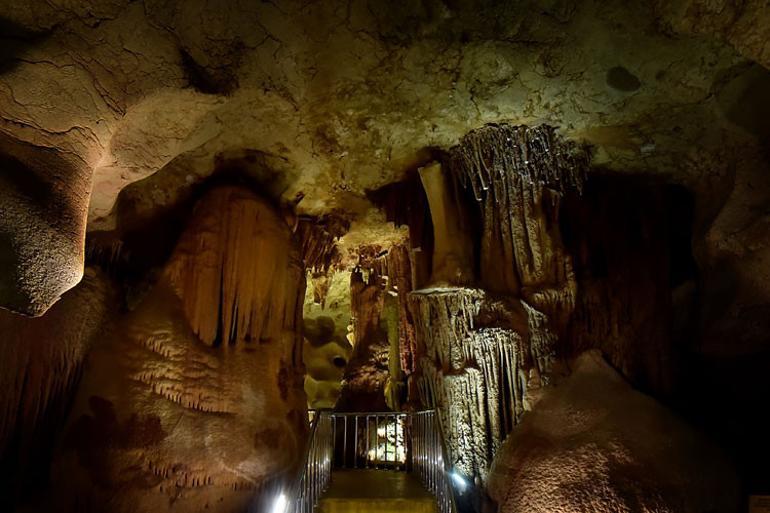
top-left (284, 410), bottom-right (458, 513)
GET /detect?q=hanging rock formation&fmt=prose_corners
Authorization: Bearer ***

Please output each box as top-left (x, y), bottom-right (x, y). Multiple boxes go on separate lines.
top-left (447, 124), bottom-right (589, 324)
top-left (0, 135), bottom-right (93, 316)
top-left (488, 350), bottom-right (740, 513)
top-left (164, 187), bottom-right (304, 349)
top-left (418, 162), bottom-right (474, 286)
top-left (49, 186), bottom-right (307, 513)
top-left (404, 124), bottom-right (587, 481)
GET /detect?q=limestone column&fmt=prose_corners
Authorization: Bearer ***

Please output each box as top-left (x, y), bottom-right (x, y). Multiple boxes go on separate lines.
top-left (418, 162), bottom-right (475, 286)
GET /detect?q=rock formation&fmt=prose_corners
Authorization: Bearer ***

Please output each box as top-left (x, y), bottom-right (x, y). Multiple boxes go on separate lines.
top-left (0, 268), bottom-right (114, 507)
top-left (303, 315), bottom-right (353, 409)
top-left (418, 162), bottom-right (474, 286)
top-left (337, 244), bottom-right (416, 412)
top-left (488, 350), bottom-right (740, 513)
top-left (0, 136), bottom-right (93, 316)
top-left (49, 186), bottom-right (307, 513)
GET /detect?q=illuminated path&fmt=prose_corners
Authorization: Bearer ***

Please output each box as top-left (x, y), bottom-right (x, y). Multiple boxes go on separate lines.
top-left (318, 470), bottom-right (437, 513)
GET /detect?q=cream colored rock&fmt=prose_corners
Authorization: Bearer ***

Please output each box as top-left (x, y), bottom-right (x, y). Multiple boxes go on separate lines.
top-left (418, 162), bottom-right (474, 286)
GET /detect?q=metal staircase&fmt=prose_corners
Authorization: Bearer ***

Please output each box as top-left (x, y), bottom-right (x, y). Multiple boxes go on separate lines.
top-left (283, 410), bottom-right (458, 513)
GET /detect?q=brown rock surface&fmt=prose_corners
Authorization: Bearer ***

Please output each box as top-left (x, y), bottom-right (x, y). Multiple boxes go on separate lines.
top-left (488, 350), bottom-right (739, 513)
top-left (1, 0), bottom-right (768, 316)
top-left (0, 268), bottom-right (114, 505)
top-left (49, 186), bottom-right (307, 513)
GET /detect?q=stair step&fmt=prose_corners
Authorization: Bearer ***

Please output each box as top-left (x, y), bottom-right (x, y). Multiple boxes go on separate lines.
top-left (318, 497), bottom-right (437, 513)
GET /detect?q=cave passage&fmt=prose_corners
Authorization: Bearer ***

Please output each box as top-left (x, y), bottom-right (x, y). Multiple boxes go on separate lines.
top-left (2, 3), bottom-right (770, 513)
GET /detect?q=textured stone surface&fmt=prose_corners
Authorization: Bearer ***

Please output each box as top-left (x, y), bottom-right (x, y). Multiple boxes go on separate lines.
top-left (0, 135), bottom-right (92, 315)
top-left (49, 187), bottom-right (307, 513)
top-left (1, 0), bottom-right (767, 315)
top-left (1, 0), bottom-right (770, 505)
top-left (488, 350), bottom-right (740, 513)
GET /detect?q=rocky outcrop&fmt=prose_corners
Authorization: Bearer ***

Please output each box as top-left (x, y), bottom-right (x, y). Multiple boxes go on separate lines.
top-left (488, 350), bottom-right (740, 513)
top-left (49, 186), bottom-right (307, 513)
top-left (0, 135), bottom-right (93, 316)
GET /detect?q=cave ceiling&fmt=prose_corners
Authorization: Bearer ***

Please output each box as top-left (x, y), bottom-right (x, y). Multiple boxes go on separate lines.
top-left (1, 0), bottom-right (770, 305)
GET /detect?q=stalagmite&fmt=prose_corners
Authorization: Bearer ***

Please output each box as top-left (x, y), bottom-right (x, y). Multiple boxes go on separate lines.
top-left (418, 162), bottom-right (474, 286)
top-left (336, 266), bottom-right (389, 411)
top-left (408, 288), bottom-right (539, 482)
top-left (337, 243), bottom-right (417, 411)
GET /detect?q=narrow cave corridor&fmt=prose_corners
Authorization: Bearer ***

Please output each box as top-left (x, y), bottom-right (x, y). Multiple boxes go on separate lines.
top-left (2, 2), bottom-right (770, 513)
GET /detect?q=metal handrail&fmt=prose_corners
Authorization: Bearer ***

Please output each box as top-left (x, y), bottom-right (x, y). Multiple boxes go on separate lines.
top-left (287, 410), bottom-right (333, 513)
top-left (285, 409), bottom-right (457, 513)
top-left (330, 411), bottom-right (409, 470)
top-left (412, 410), bottom-right (459, 513)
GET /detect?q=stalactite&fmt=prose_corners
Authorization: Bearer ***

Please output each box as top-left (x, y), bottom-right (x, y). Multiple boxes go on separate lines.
top-left (447, 123), bottom-right (588, 321)
top-left (418, 161), bottom-right (474, 286)
top-left (85, 234), bottom-right (129, 273)
top-left (295, 214), bottom-right (349, 274)
top-left (448, 124), bottom-right (590, 198)
top-left (522, 301), bottom-right (558, 379)
top-left (164, 186), bottom-right (302, 347)
top-left (367, 172), bottom-right (434, 289)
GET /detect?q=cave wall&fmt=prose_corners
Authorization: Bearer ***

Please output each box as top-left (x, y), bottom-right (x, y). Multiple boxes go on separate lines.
top-left (0, 0), bottom-right (769, 507)
top-left (561, 176), bottom-right (685, 396)
top-left (2, 0), bottom-right (762, 322)
top-left (0, 268), bottom-right (114, 508)
top-left (48, 186), bottom-right (308, 513)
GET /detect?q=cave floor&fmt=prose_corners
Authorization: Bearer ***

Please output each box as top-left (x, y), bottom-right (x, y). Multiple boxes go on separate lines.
top-left (318, 470), bottom-right (437, 513)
